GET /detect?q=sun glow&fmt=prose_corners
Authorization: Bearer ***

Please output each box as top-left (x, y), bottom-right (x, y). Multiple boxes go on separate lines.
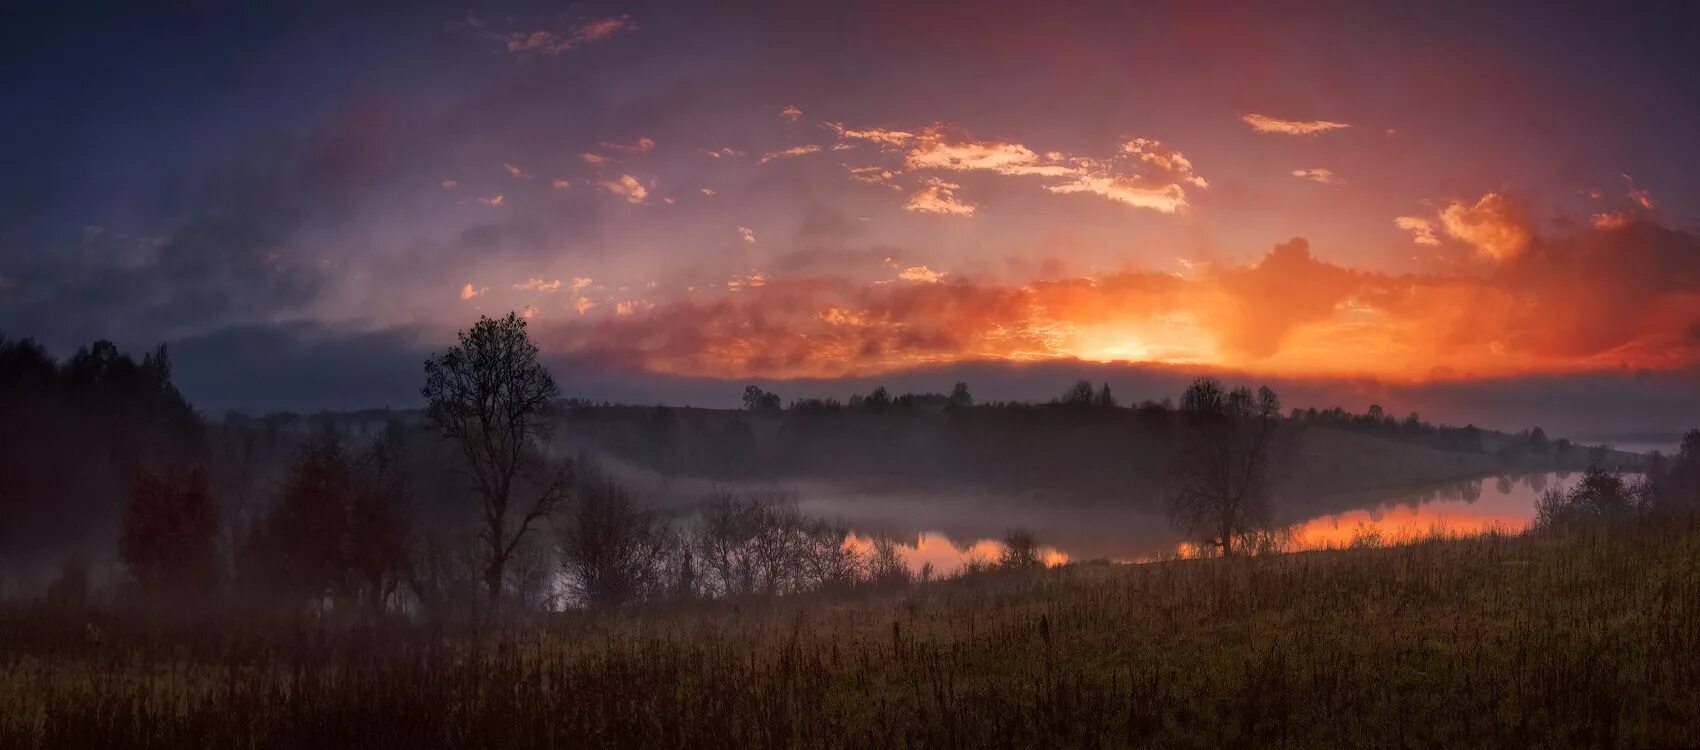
top-left (1067, 318), bottom-right (1220, 366)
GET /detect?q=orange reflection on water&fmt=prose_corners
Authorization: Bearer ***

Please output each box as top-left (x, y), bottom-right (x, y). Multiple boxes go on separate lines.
top-left (844, 532), bottom-right (1069, 575)
top-left (1133, 473), bottom-right (1580, 561)
top-left (1288, 505), bottom-right (1525, 550)
top-left (1290, 475), bottom-right (1565, 550)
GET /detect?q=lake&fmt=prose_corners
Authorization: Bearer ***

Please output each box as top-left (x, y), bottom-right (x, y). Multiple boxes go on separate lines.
top-left (811, 471), bottom-right (1641, 575)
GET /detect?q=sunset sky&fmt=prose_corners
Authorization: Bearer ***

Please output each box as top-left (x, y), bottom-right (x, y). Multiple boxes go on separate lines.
top-left (4, 1), bottom-right (1700, 431)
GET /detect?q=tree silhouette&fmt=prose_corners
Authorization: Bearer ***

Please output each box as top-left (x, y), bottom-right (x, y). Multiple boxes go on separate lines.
top-left (1057, 379), bottom-right (1096, 407)
top-left (558, 466), bottom-right (671, 609)
top-left (1167, 378), bottom-right (1281, 556)
top-left (948, 381), bottom-right (973, 408)
top-left (422, 313), bottom-right (571, 610)
top-left (2, 337), bottom-right (201, 574)
top-left (236, 426), bottom-right (413, 611)
top-left (1094, 383), bottom-right (1118, 410)
top-left (1535, 463), bottom-right (1637, 528)
top-left (848, 386), bottom-right (894, 411)
top-left (998, 529), bottom-right (1043, 570)
top-left (278, 432), bottom-right (353, 601)
top-left (121, 467), bottom-right (219, 595)
top-left (346, 425), bottom-right (413, 611)
top-left (741, 385), bottom-right (781, 412)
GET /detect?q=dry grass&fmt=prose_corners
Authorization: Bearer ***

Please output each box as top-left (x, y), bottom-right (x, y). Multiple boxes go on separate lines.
top-left (4, 518), bottom-right (1699, 748)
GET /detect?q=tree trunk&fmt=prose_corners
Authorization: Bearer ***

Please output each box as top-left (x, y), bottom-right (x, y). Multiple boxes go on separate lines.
top-left (485, 500), bottom-right (507, 612)
top-left (485, 555), bottom-right (504, 612)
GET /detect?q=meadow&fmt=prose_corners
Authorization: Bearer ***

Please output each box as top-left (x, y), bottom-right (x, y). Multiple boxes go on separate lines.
top-left (4, 516), bottom-right (1697, 749)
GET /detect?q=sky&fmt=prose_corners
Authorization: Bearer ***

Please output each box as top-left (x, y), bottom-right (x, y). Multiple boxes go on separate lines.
top-left (4, 1), bottom-right (1700, 433)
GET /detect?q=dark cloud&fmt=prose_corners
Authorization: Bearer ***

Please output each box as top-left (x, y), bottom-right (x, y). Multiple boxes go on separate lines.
top-left (0, 100), bottom-right (409, 348)
top-left (168, 321), bottom-right (433, 416)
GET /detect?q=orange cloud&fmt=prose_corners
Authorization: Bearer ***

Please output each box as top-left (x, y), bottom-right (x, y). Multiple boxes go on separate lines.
top-left (904, 178), bottom-right (976, 216)
top-left (1044, 174), bottom-right (1188, 213)
top-left (759, 145), bottom-right (821, 164)
top-left (1121, 139), bottom-right (1207, 187)
top-left (898, 265), bottom-right (946, 284)
top-left (541, 221), bottom-right (1700, 382)
top-left (905, 125), bottom-right (1073, 176)
top-left (1292, 168), bottom-right (1342, 185)
top-left (600, 137), bottom-right (655, 154)
top-left (1242, 113), bottom-right (1352, 135)
top-left (1593, 212), bottom-right (1633, 230)
top-left (600, 175), bottom-right (648, 203)
top-left (826, 122), bottom-right (915, 147)
top-left (881, 123), bottom-right (1206, 213)
top-left (1395, 216), bottom-right (1440, 246)
top-left (514, 277), bottom-right (563, 293)
top-left (1438, 193), bottom-right (1532, 261)
top-left (846, 166), bottom-right (902, 190)
top-left (614, 300), bottom-right (652, 317)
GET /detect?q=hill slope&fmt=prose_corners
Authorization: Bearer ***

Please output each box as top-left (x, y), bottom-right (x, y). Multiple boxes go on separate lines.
top-left (4, 518), bottom-right (1697, 747)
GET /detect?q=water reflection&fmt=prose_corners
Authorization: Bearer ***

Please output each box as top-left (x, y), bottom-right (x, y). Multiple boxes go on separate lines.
top-left (1285, 471), bottom-right (1638, 552)
top-left (808, 471), bottom-right (1640, 573)
top-left (843, 532), bottom-right (1069, 576)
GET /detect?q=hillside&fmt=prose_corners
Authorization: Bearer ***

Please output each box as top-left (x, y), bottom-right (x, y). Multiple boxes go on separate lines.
top-left (5, 517), bottom-right (1696, 747)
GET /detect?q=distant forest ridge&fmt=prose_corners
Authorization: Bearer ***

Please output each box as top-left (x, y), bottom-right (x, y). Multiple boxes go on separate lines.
top-left (0, 336), bottom-right (1655, 579)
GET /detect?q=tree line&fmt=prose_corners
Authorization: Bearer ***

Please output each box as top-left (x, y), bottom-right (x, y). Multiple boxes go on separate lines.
top-left (10, 315), bottom-right (1689, 617)
top-left (32, 315), bottom-right (1053, 618)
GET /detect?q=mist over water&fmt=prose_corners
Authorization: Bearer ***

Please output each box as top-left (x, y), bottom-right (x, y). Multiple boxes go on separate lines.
top-left (801, 471), bottom-right (1641, 573)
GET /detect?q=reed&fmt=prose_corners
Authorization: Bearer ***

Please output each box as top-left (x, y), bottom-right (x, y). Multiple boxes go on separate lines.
top-left (3, 517), bottom-right (1697, 748)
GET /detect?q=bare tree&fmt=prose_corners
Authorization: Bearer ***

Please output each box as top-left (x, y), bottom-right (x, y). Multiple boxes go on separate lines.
top-left (236, 430), bottom-right (353, 606)
top-left (997, 528), bottom-right (1043, 570)
top-left (346, 425), bottom-right (412, 612)
top-left (694, 489), bottom-right (813, 597)
top-left (697, 489), bottom-right (765, 597)
top-left (798, 519), bottom-right (863, 591)
top-left (422, 313), bottom-right (571, 610)
top-left (1056, 379), bottom-right (1096, 408)
top-left (864, 534), bottom-right (912, 586)
top-left (1167, 378), bottom-right (1282, 556)
top-left (558, 468), bottom-right (671, 609)
top-left (122, 467), bottom-right (219, 596)
top-left (746, 492), bottom-right (807, 595)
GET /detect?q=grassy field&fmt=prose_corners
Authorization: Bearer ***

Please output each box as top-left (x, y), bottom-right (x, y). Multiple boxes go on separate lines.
top-left (4, 518), bottom-right (1698, 748)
